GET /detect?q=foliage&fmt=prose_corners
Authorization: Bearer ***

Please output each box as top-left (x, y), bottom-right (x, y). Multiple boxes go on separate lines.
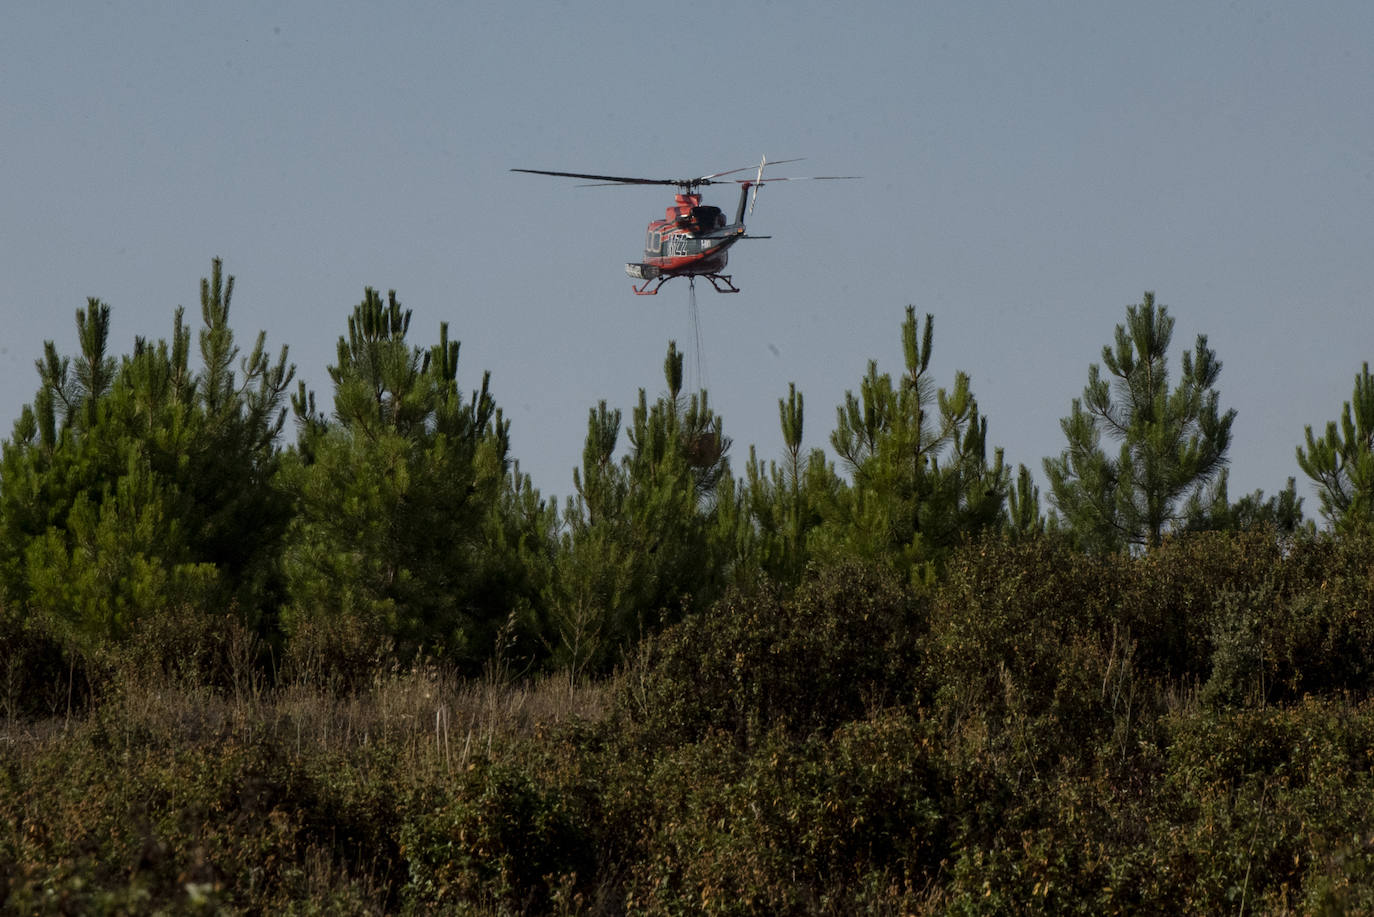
top-left (5, 531), bottom-right (1374, 911)
top-left (736, 383), bottom-right (844, 587)
top-left (1298, 361), bottom-right (1374, 533)
top-left (11, 264), bottom-right (1374, 909)
top-left (479, 460), bottom-right (562, 675)
top-left (1003, 461), bottom-right (1047, 538)
top-left (0, 260), bottom-right (292, 680)
top-left (820, 307), bottom-right (1008, 582)
top-left (1115, 531), bottom-right (1374, 700)
top-left (279, 289), bottom-right (516, 677)
top-left (1044, 292), bottom-right (1235, 551)
top-left (0, 719), bottom-right (385, 914)
top-left (616, 559), bottom-right (923, 749)
top-left (926, 536), bottom-right (1124, 742)
top-left (1182, 469), bottom-right (1308, 536)
top-left (624, 714), bottom-right (945, 914)
top-left (548, 342), bottom-right (734, 676)
top-left (399, 755), bottom-right (592, 912)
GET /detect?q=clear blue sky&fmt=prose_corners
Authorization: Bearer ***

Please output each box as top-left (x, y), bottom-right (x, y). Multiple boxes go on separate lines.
top-left (4, 2), bottom-right (1372, 517)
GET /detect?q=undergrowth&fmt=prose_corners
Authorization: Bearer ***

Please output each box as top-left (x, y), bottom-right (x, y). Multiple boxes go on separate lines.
top-left (4, 534), bottom-right (1374, 914)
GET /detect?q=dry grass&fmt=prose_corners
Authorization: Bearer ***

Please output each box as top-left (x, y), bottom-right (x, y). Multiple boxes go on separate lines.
top-left (0, 666), bottom-right (612, 766)
top-left (272, 666), bottom-right (610, 770)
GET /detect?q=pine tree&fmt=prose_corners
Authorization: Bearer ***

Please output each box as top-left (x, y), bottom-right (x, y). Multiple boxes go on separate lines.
top-left (739, 382), bottom-right (840, 585)
top-left (0, 260), bottom-right (294, 662)
top-left (1004, 463), bottom-right (1046, 538)
top-left (279, 288), bottom-right (512, 673)
top-left (548, 401), bottom-right (632, 677)
top-left (550, 342), bottom-right (734, 675)
top-left (1044, 292), bottom-right (1235, 551)
top-left (1297, 362), bottom-right (1374, 532)
top-left (475, 459), bottom-right (561, 675)
top-left (1181, 470), bottom-right (1305, 535)
top-left (822, 307), bottom-right (1007, 581)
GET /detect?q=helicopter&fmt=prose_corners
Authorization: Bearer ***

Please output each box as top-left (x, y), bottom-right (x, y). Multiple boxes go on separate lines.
top-left (511, 157), bottom-right (857, 295)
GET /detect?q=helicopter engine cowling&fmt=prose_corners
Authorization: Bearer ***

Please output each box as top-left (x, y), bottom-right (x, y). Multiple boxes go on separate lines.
top-left (626, 262), bottom-right (661, 280)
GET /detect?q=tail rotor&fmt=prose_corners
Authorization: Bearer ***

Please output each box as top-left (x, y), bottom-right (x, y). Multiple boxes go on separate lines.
top-left (749, 155), bottom-right (767, 216)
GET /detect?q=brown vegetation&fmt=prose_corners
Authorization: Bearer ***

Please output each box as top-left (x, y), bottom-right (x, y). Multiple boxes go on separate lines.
top-left (5, 534), bottom-right (1374, 913)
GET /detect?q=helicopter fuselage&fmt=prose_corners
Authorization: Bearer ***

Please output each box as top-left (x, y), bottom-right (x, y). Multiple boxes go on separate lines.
top-left (624, 188), bottom-right (751, 294)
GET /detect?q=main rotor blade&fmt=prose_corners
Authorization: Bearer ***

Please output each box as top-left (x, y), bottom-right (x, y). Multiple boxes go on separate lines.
top-left (740, 174), bottom-right (862, 184)
top-left (510, 168), bottom-right (675, 186)
top-left (511, 159), bottom-right (814, 189)
top-left (698, 158), bottom-right (805, 182)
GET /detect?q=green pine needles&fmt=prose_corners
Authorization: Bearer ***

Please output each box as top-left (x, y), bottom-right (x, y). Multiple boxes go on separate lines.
top-left (1298, 361), bottom-right (1374, 533)
top-left (1045, 292), bottom-right (1236, 551)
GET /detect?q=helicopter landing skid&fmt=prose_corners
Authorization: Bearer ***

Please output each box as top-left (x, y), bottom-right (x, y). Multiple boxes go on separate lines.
top-left (703, 273), bottom-right (740, 293)
top-left (632, 273), bottom-right (740, 295)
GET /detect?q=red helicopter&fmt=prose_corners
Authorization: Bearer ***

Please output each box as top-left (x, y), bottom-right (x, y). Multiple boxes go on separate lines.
top-left (511, 157), bottom-right (857, 295)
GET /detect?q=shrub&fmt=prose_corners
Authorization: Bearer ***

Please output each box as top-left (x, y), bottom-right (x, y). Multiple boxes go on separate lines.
top-left (1156, 699), bottom-right (1374, 913)
top-left (926, 536), bottom-right (1126, 750)
top-left (625, 711), bottom-right (945, 914)
top-left (397, 754), bottom-right (593, 913)
top-left (0, 605), bottom-right (74, 720)
top-left (1118, 531), bottom-right (1286, 682)
top-left (615, 560), bottom-right (924, 749)
top-left (1267, 534), bottom-right (1374, 698)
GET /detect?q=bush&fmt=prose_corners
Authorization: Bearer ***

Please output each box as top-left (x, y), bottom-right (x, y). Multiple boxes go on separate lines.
top-left (396, 762), bottom-right (580, 912)
top-left (2, 728), bottom-right (308, 912)
top-left (926, 536), bottom-right (1128, 754)
top-left (1266, 534), bottom-right (1374, 698)
top-left (615, 560), bottom-right (924, 749)
top-left (1130, 532), bottom-right (1374, 706)
top-left (0, 605), bottom-right (74, 720)
top-left (1118, 531), bottom-right (1287, 682)
top-left (1155, 699), bottom-right (1374, 913)
top-left (625, 711), bottom-right (945, 914)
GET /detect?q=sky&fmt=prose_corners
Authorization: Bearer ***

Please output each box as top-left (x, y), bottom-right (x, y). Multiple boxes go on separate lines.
top-left (4, 1), bottom-right (1372, 519)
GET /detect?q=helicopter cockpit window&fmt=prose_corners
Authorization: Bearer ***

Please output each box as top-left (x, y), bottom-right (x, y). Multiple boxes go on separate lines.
top-left (692, 206), bottom-right (725, 231)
